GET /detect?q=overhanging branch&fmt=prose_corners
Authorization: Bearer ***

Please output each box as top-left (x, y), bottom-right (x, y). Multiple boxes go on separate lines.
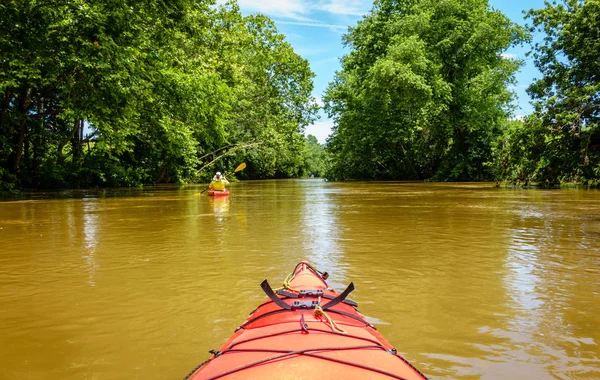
top-left (196, 141), bottom-right (262, 175)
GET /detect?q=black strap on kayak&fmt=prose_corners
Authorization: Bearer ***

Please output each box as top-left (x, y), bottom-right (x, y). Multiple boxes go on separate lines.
top-left (260, 280), bottom-right (291, 310)
top-left (276, 289), bottom-right (299, 298)
top-left (339, 297), bottom-right (358, 307)
top-left (261, 281), bottom-right (322, 311)
top-left (322, 282), bottom-right (354, 310)
top-left (264, 280), bottom-right (355, 312)
top-left (276, 288), bottom-right (358, 307)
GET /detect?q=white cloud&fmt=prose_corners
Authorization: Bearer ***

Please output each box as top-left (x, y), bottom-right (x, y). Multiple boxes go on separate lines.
top-left (501, 52), bottom-right (518, 59)
top-left (317, 0), bottom-right (370, 16)
top-left (233, 0), bottom-right (311, 21)
top-left (275, 20), bottom-right (347, 32)
top-left (230, 0), bottom-right (371, 21)
top-left (305, 119), bottom-right (334, 144)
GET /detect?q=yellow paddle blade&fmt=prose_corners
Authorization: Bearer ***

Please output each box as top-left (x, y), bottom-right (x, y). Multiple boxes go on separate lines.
top-left (234, 162), bottom-right (246, 172)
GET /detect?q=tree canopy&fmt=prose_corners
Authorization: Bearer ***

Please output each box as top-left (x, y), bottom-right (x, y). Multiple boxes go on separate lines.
top-left (0, 0), bottom-right (321, 193)
top-left (323, 0), bottom-right (529, 181)
top-left (3, 0), bottom-right (599, 192)
top-left (498, 0), bottom-right (600, 186)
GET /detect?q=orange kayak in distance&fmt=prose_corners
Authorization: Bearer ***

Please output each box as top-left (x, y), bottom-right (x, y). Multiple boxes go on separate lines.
top-left (184, 262), bottom-right (427, 379)
top-left (207, 190), bottom-right (229, 196)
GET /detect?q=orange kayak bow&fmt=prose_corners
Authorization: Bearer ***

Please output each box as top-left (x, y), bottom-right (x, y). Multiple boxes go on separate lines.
top-left (184, 262), bottom-right (427, 380)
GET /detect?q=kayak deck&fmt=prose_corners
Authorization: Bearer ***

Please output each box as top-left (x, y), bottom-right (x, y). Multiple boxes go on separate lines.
top-left (185, 262), bottom-right (427, 379)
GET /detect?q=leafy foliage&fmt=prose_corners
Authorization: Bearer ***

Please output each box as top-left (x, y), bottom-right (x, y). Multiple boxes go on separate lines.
top-left (0, 0), bottom-right (318, 192)
top-left (5, 0), bottom-right (598, 191)
top-left (498, 0), bottom-right (600, 186)
top-left (302, 135), bottom-right (326, 177)
top-left (323, 0), bottom-right (528, 181)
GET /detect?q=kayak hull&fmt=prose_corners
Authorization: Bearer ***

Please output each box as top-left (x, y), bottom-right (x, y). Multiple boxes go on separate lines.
top-left (208, 190), bottom-right (229, 196)
top-left (185, 262), bottom-right (427, 380)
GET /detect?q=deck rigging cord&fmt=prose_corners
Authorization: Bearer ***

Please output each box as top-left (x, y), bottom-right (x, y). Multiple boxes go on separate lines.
top-left (184, 262), bottom-right (428, 380)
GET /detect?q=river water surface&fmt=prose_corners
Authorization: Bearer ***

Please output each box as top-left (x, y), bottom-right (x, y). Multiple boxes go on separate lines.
top-left (1, 180), bottom-right (599, 379)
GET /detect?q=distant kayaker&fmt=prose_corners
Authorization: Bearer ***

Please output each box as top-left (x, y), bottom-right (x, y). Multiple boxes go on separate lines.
top-left (209, 172), bottom-right (229, 191)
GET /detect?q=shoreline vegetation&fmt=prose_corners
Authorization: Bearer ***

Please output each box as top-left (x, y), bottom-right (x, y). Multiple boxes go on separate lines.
top-left (2, 0), bottom-right (599, 196)
top-left (323, 0), bottom-right (600, 188)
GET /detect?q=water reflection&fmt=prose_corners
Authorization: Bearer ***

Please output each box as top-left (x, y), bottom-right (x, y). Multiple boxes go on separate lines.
top-left (82, 201), bottom-right (99, 286)
top-left (300, 181), bottom-right (345, 285)
top-left (209, 196), bottom-right (230, 224)
top-left (505, 227), bottom-right (544, 312)
top-left (499, 197), bottom-right (600, 378)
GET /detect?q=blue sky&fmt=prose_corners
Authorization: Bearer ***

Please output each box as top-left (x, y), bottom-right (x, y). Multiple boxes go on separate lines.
top-left (230, 0), bottom-right (547, 143)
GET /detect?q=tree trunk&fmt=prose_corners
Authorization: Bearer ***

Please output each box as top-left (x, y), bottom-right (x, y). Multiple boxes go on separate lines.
top-left (157, 163), bottom-right (168, 183)
top-left (0, 91), bottom-right (11, 127)
top-left (9, 87), bottom-right (30, 176)
top-left (72, 119), bottom-right (83, 164)
top-left (57, 119), bottom-right (83, 165)
top-left (32, 100), bottom-right (44, 187)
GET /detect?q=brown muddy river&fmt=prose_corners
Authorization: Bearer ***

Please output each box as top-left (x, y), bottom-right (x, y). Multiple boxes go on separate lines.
top-left (1, 180), bottom-right (599, 379)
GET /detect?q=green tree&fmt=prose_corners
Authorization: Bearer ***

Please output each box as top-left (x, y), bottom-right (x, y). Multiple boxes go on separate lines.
top-left (220, 10), bottom-right (318, 179)
top-left (0, 0), bottom-right (318, 193)
top-left (501, 0), bottom-right (600, 186)
top-left (324, 0), bottom-right (528, 181)
top-left (301, 135), bottom-right (326, 177)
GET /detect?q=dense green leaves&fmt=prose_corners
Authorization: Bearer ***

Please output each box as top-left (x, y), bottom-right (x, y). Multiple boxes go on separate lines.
top-left (0, 0), bottom-right (319, 191)
top-left (4, 0), bottom-right (598, 191)
top-left (498, 0), bottom-right (600, 186)
top-left (324, 0), bottom-right (528, 181)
